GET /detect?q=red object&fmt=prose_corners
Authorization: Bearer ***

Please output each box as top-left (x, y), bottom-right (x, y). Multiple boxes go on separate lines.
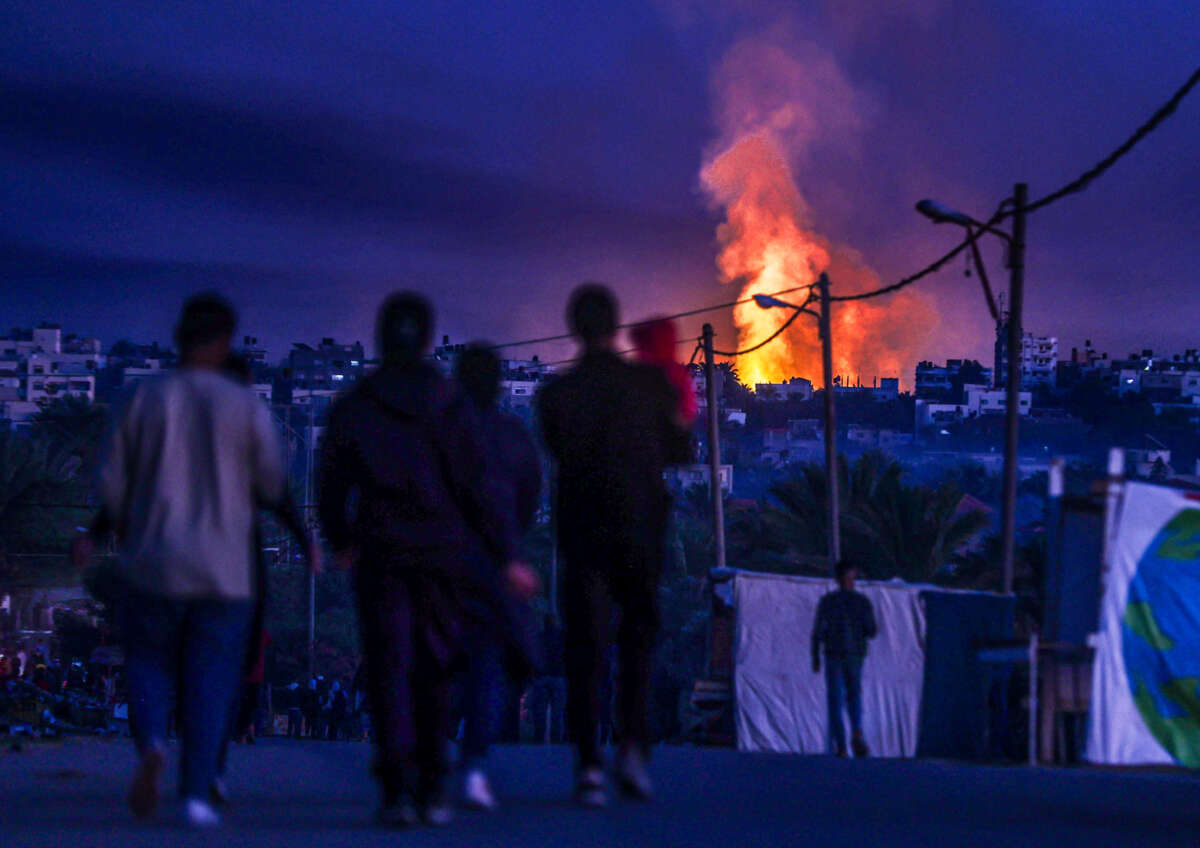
top-left (631, 318), bottom-right (697, 425)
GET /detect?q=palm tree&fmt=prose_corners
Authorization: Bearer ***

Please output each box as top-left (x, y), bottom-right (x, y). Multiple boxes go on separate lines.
top-left (848, 463), bottom-right (992, 583)
top-left (0, 429), bottom-right (84, 586)
top-left (748, 452), bottom-right (990, 582)
top-left (30, 396), bottom-right (111, 478)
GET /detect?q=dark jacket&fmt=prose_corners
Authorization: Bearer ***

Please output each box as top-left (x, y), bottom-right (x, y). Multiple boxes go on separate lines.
top-left (811, 589), bottom-right (878, 660)
top-left (476, 406), bottom-right (543, 536)
top-left (538, 350), bottom-right (692, 561)
top-left (318, 361), bottom-right (518, 582)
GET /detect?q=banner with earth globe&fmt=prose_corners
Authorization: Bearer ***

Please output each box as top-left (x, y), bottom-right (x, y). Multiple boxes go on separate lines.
top-left (1087, 481), bottom-right (1200, 766)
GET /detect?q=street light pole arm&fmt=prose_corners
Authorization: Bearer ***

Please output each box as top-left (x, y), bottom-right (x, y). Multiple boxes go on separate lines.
top-left (967, 228), bottom-right (1001, 323)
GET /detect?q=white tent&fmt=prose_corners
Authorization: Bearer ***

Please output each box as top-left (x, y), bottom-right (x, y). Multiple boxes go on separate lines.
top-left (733, 572), bottom-right (928, 757)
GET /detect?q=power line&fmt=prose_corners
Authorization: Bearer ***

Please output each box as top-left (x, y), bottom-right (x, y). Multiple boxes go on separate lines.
top-left (491, 65), bottom-right (1200, 359)
top-left (1025, 64), bottom-right (1200, 214)
top-left (830, 201), bottom-right (1010, 304)
top-left (487, 285), bottom-right (812, 352)
top-left (712, 304), bottom-right (808, 357)
top-left (820, 64), bottom-right (1199, 304)
top-left (538, 334), bottom-right (702, 368)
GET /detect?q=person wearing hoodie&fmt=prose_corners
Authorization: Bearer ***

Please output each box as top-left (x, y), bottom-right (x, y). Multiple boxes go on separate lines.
top-left (452, 343), bottom-right (543, 811)
top-left (318, 292), bottom-right (538, 828)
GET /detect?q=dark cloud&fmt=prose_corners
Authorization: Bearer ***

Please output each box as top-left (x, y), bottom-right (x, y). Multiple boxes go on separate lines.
top-left (0, 73), bottom-right (709, 250)
top-left (0, 1), bottom-right (1196, 364)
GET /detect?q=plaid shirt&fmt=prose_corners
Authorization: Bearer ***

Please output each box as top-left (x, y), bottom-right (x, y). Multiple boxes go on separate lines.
top-left (811, 589), bottom-right (877, 660)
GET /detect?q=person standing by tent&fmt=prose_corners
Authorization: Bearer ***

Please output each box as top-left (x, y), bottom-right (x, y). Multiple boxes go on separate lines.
top-left (811, 560), bottom-right (877, 758)
top-left (318, 291), bottom-right (538, 828)
top-left (538, 283), bottom-right (692, 807)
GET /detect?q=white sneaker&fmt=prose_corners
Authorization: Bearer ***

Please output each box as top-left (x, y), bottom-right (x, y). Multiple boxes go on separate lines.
top-left (463, 768), bottom-right (498, 812)
top-left (575, 766), bottom-right (608, 808)
top-left (182, 798), bottom-right (222, 829)
top-left (616, 749), bottom-right (654, 801)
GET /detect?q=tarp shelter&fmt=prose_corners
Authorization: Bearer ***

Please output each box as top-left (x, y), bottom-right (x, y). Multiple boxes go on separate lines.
top-left (732, 571), bottom-right (1012, 757)
top-left (1088, 481), bottom-right (1200, 767)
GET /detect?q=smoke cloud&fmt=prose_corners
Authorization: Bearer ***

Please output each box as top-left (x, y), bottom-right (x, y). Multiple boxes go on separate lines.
top-left (701, 30), bottom-right (936, 389)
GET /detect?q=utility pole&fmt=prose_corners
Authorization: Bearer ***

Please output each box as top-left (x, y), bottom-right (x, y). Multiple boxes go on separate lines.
top-left (702, 324), bottom-right (726, 570)
top-left (548, 467), bottom-right (559, 622)
top-left (1000, 183), bottom-right (1027, 595)
top-left (306, 395), bottom-right (316, 680)
top-left (817, 273), bottom-right (840, 571)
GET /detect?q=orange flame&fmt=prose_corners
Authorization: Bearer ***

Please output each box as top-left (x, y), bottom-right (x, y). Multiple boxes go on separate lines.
top-left (700, 42), bottom-right (934, 390)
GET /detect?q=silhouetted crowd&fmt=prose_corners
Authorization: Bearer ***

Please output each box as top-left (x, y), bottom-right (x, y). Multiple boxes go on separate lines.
top-left (75, 282), bottom-right (693, 829)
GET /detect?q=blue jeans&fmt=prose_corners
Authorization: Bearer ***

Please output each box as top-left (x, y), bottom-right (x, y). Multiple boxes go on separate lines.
top-left (824, 654), bottom-right (864, 754)
top-left (461, 639), bottom-right (505, 767)
top-left (120, 590), bottom-right (251, 800)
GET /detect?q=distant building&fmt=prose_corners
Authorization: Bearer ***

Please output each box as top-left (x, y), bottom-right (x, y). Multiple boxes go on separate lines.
top-left (289, 338), bottom-right (366, 391)
top-left (240, 335), bottom-right (269, 366)
top-left (995, 329), bottom-right (1058, 389)
top-left (757, 418), bottom-right (824, 467)
top-left (25, 370), bottom-right (95, 403)
top-left (847, 427), bottom-right (914, 452)
top-left (0, 324), bottom-right (67, 358)
top-left (120, 358), bottom-right (173, 388)
top-left (754, 377), bottom-right (813, 402)
top-left (915, 360), bottom-right (992, 399)
top-left (833, 376), bottom-right (899, 402)
top-left (915, 383), bottom-right (1032, 429)
top-left (1023, 333), bottom-right (1058, 387)
top-left (0, 323), bottom-right (106, 411)
top-left (432, 336), bottom-right (554, 410)
top-left (501, 379), bottom-right (539, 409)
top-left (664, 464), bottom-right (733, 496)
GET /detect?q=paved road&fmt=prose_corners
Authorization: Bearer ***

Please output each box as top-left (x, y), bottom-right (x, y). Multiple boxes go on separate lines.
top-left (2, 738), bottom-right (1199, 847)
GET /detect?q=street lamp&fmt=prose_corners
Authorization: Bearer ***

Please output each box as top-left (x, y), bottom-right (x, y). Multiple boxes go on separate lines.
top-left (754, 273), bottom-right (840, 571)
top-left (915, 184), bottom-right (1028, 594)
top-left (752, 294), bottom-right (815, 313)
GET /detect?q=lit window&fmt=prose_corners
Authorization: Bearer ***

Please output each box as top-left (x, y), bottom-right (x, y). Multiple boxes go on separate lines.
top-left (332, 374), bottom-right (345, 382)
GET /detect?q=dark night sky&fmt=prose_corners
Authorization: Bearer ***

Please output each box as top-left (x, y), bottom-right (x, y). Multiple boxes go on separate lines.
top-left (1, 1), bottom-right (1197, 370)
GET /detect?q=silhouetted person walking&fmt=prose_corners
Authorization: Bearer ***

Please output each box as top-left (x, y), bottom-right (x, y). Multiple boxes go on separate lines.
top-left (811, 560), bottom-right (877, 758)
top-left (73, 293), bottom-right (286, 828)
top-left (538, 284), bottom-right (691, 806)
top-left (453, 343), bottom-right (543, 811)
top-left (213, 352), bottom-right (317, 805)
top-left (529, 612), bottom-right (567, 744)
top-left (318, 292), bottom-right (537, 828)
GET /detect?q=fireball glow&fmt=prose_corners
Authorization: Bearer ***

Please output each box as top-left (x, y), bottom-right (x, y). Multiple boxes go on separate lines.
top-left (701, 39), bottom-right (934, 390)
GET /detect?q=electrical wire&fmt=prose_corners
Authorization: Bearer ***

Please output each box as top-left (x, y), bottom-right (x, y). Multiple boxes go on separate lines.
top-left (830, 202), bottom-right (1009, 304)
top-left (489, 66), bottom-right (1200, 357)
top-left (826, 65), bottom-right (1199, 302)
top-left (1024, 64), bottom-right (1200, 214)
top-left (712, 304), bottom-right (808, 357)
top-left (486, 285), bottom-right (813, 352)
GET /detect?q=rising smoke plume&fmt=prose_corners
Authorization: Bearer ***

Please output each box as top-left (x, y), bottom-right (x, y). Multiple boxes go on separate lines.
top-left (701, 34), bottom-right (935, 388)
